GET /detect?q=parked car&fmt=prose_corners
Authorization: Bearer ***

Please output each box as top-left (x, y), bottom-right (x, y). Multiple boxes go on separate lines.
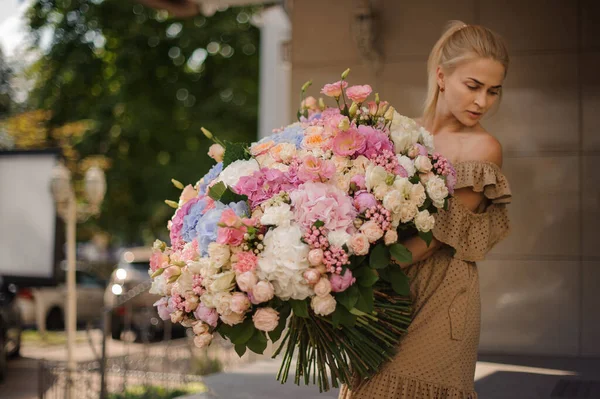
top-left (104, 247), bottom-right (184, 341)
top-left (16, 267), bottom-right (106, 331)
top-left (0, 275), bottom-right (23, 383)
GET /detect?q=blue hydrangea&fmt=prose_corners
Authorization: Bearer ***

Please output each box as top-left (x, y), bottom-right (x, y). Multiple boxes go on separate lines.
top-left (198, 162), bottom-right (223, 195)
top-left (258, 123), bottom-right (305, 149)
top-left (181, 198), bottom-right (208, 243)
top-left (195, 201), bottom-right (250, 256)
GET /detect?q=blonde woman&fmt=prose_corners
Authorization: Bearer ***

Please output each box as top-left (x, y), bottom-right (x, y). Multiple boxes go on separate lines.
top-left (340, 21), bottom-right (512, 399)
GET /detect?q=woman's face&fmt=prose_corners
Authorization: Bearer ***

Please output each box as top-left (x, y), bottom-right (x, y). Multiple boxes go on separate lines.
top-left (439, 57), bottom-right (505, 127)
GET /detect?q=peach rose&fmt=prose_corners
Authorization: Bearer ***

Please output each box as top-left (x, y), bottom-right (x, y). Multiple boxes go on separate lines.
top-left (252, 307), bottom-right (280, 332)
top-left (208, 143), bottom-right (225, 162)
top-left (360, 221), bottom-right (384, 243)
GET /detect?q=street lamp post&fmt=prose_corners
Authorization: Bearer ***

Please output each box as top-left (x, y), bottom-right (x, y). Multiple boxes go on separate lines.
top-left (50, 163), bottom-right (106, 399)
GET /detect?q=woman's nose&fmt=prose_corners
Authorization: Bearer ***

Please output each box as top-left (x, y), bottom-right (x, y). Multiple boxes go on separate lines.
top-left (474, 91), bottom-right (487, 108)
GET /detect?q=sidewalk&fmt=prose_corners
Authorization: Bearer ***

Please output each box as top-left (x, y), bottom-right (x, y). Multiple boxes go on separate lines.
top-left (178, 354), bottom-right (600, 399)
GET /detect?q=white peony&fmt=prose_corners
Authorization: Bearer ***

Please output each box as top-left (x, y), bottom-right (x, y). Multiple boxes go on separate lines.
top-left (328, 229), bottom-right (352, 248)
top-left (397, 155), bottom-right (416, 177)
top-left (426, 176), bottom-right (449, 208)
top-left (217, 159), bottom-right (260, 187)
top-left (415, 209), bottom-right (436, 232)
top-left (260, 203), bottom-right (294, 227)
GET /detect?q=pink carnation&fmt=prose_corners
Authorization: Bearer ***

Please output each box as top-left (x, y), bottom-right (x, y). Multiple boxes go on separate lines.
top-left (320, 80), bottom-right (348, 98)
top-left (332, 128), bottom-right (366, 157)
top-left (234, 251), bottom-right (258, 273)
top-left (290, 181), bottom-right (357, 233)
top-left (346, 85), bottom-right (372, 103)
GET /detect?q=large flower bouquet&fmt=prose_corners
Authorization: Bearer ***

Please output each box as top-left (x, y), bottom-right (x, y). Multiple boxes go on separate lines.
top-left (149, 69), bottom-right (456, 391)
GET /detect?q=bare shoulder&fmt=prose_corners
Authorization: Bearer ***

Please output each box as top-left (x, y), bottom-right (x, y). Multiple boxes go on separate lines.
top-left (468, 130), bottom-right (504, 168)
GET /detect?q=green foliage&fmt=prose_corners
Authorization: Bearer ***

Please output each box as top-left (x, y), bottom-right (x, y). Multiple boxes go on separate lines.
top-left (26, 1), bottom-right (260, 243)
top-left (106, 383), bottom-right (207, 399)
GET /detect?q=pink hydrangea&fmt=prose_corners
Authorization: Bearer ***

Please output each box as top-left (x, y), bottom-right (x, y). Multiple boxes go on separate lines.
top-left (357, 125), bottom-right (393, 159)
top-left (236, 168), bottom-right (301, 207)
top-left (290, 181), bottom-right (357, 233)
top-left (169, 197), bottom-right (201, 248)
top-left (234, 251), bottom-right (258, 273)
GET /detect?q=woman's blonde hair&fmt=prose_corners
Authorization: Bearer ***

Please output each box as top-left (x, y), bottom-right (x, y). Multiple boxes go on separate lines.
top-left (423, 20), bottom-right (510, 125)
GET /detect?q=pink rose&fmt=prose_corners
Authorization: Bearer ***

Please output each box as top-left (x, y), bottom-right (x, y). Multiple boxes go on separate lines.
top-left (308, 249), bottom-right (324, 266)
top-left (320, 80), bottom-right (348, 98)
top-left (193, 332), bottom-right (213, 348)
top-left (297, 155), bottom-right (336, 183)
top-left (220, 311), bottom-right (245, 326)
top-left (252, 307), bottom-right (280, 332)
top-left (349, 233), bottom-right (370, 255)
top-left (236, 271), bottom-right (258, 292)
top-left (314, 277), bottom-right (332, 297)
top-left (290, 182), bottom-right (357, 233)
top-left (208, 144), bottom-right (225, 162)
top-left (360, 221), bottom-right (385, 243)
top-left (194, 303), bottom-right (219, 327)
top-left (353, 191), bottom-right (378, 213)
top-left (230, 292), bottom-right (251, 313)
top-left (303, 268), bottom-right (321, 285)
top-left (384, 230), bottom-right (398, 246)
top-left (252, 281), bottom-right (275, 303)
top-left (332, 128), bottom-right (366, 157)
top-left (330, 268), bottom-right (356, 292)
top-left (346, 85), bottom-right (372, 103)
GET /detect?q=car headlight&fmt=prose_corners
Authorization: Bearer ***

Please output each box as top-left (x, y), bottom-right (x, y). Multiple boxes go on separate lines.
top-left (111, 284), bottom-right (123, 296)
top-left (115, 268), bottom-right (127, 280)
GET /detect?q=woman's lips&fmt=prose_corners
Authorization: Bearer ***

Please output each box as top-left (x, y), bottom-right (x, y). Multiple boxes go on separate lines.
top-left (467, 111), bottom-right (481, 119)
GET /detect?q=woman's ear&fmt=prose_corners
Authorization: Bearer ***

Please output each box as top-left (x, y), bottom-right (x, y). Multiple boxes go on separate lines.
top-left (436, 66), bottom-right (445, 90)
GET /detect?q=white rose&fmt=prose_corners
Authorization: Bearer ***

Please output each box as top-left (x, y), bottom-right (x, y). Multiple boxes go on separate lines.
top-left (360, 221), bottom-right (385, 243)
top-left (410, 183), bottom-right (427, 207)
top-left (311, 294), bottom-right (337, 316)
top-left (208, 243), bottom-right (231, 269)
top-left (365, 164), bottom-right (389, 191)
top-left (383, 190), bottom-right (405, 214)
top-left (426, 176), bottom-right (449, 208)
top-left (314, 277), bottom-right (332, 297)
top-left (217, 159), bottom-right (260, 187)
top-left (171, 267), bottom-right (194, 296)
top-left (335, 173), bottom-right (351, 192)
top-left (207, 270), bottom-right (236, 293)
top-left (260, 203), bottom-right (294, 227)
top-left (415, 209), bottom-right (436, 232)
top-left (236, 271), bottom-right (258, 292)
top-left (149, 275), bottom-right (167, 296)
top-left (328, 229), bottom-right (352, 248)
top-left (396, 155), bottom-right (416, 177)
top-left (215, 292), bottom-right (233, 316)
top-left (414, 155), bottom-right (433, 173)
top-left (252, 280), bottom-right (275, 303)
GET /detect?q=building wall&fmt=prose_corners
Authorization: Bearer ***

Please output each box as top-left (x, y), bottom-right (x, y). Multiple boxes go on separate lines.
top-left (289, 0), bottom-right (600, 356)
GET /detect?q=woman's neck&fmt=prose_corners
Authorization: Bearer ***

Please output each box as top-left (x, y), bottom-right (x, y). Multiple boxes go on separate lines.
top-left (425, 98), bottom-right (475, 134)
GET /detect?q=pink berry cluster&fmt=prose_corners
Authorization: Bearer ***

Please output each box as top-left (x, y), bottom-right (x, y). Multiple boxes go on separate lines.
top-left (432, 153), bottom-right (454, 177)
top-left (365, 204), bottom-right (392, 231)
top-left (304, 225), bottom-right (329, 249)
top-left (373, 149), bottom-right (401, 174)
top-left (192, 275), bottom-right (204, 296)
top-left (323, 246), bottom-right (349, 274)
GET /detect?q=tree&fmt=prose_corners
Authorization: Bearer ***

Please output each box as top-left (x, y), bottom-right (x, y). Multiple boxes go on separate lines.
top-left (26, 0), bottom-right (260, 244)
top-left (0, 48), bottom-right (13, 118)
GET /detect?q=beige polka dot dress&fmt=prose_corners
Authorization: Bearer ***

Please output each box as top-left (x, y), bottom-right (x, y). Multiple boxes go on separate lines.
top-left (339, 160), bottom-right (512, 399)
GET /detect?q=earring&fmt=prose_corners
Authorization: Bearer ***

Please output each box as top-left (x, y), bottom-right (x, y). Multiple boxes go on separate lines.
top-left (440, 86), bottom-right (445, 92)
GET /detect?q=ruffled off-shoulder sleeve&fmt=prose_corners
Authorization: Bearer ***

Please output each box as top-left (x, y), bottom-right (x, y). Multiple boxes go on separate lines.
top-left (432, 160), bottom-right (512, 262)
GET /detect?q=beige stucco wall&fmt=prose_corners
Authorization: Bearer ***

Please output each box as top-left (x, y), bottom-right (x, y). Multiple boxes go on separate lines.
top-left (289, 0), bottom-right (600, 356)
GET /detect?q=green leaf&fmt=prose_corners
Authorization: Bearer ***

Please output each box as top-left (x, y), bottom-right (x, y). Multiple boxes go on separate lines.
top-left (247, 329), bottom-right (268, 354)
top-left (378, 267), bottom-right (391, 283)
top-left (269, 303), bottom-right (291, 342)
top-left (354, 285), bottom-right (374, 313)
top-left (219, 189), bottom-right (248, 205)
top-left (229, 319), bottom-right (256, 345)
top-left (289, 299), bottom-right (309, 318)
top-left (369, 243), bottom-right (391, 269)
top-left (353, 266), bottom-right (379, 287)
top-left (409, 175), bottom-right (420, 184)
top-left (419, 230), bottom-right (433, 247)
top-left (234, 344), bottom-right (247, 357)
top-left (443, 198), bottom-right (450, 211)
top-left (335, 284), bottom-right (360, 310)
top-left (208, 181), bottom-right (227, 201)
top-left (389, 243), bottom-right (412, 264)
top-left (313, 220), bottom-right (325, 228)
top-left (331, 304), bottom-right (357, 328)
top-left (349, 255), bottom-right (367, 270)
top-left (419, 198), bottom-right (432, 211)
top-left (388, 266), bottom-right (411, 296)
top-left (223, 141), bottom-right (251, 168)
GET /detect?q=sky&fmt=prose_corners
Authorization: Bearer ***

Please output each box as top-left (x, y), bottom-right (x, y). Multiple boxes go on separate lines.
top-left (0, 0), bottom-right (30, 59)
